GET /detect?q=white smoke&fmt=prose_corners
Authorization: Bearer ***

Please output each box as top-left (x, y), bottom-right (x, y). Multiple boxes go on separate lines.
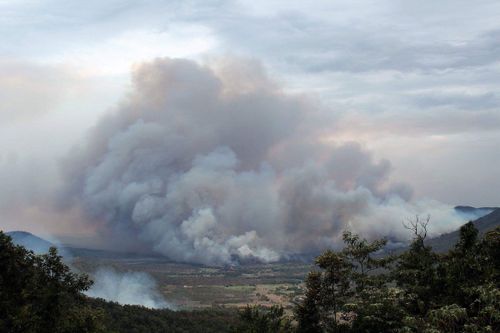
top-left (86, 268), bottom-right (171, 309)
top-left (61, 57), bottom-right (467, 265)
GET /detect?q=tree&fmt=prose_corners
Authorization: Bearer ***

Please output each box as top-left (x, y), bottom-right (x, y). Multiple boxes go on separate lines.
top-left (478, 227), bottom-right (500, 283)
top-left (0, 231), bottom-right (104, 333)
top-left (231, 305), bottom-right (292, 333)
top-left (347, 286), bottom-right (407, 333)
top-left (316, 250), bottom-right (353, 331)
top-left (295, 272), bottom-right (322, 333)
top-left (342, 230), bottom-right (390, 292)
top-left (296, 220), bottom-right (500, 333)
top-left (394, 215), bottom-right (439, 317)
top-left (429, 225), bottom-right (500, 332)
top-left (439, 222), bottom-right (483, 307)
top-left (296, 250), bottom-right (352, 332)
top-left (341, 231), bottom-right (404, 332)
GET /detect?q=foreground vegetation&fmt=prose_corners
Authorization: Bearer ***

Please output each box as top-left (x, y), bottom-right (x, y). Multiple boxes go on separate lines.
top-left (238, 219), bottom-right (500, 333)
top-left (1, 218), bottom-right (499, 332)
top-left (0, 231), bottom-right (236, 333)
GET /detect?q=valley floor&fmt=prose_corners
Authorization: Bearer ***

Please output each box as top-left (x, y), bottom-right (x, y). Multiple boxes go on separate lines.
top-left (72, 256), bottom-right (311, 309)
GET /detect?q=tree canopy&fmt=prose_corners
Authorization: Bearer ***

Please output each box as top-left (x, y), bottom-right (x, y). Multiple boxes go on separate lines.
top-left (0, 231), bottom-right (104, 333)
top-left (294, 220), bottom-right (500, 332)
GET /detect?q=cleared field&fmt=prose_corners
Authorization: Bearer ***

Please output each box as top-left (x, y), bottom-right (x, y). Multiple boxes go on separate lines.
top-left (71, 254), bottom-right (311, 310)
top-left (161, 283), bottom-right (305, 309)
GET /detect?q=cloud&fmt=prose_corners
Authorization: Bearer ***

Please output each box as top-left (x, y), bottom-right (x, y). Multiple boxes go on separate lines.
top-left (0, 60), bottom-right (79, 123)
top-left (61, 57), bottom-right (466, 265)
top-left (283, 27), bottom-right (500, 74)
top-left (412, 91), bottom-right (500, 110)
top-left (0, 59), bottom-right (123, 237)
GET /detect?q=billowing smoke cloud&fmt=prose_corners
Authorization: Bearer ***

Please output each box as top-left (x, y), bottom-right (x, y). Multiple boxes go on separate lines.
top-left (86, 268), bottom-right (171, 309)
top-left (62, 57), bottom-right (466, 265)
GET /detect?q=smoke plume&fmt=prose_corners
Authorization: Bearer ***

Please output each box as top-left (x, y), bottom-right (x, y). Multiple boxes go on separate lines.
top-left (86, 268), bottom-right (171, 309)
top-left (62, 58), bottom-right (466, 265)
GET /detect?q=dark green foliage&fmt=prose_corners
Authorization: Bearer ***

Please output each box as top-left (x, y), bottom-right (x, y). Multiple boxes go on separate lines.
top-left (295, 272), bottom-right (322, 333)
top-left (87, 298), bottom-right (238, 333)
top-left (479, 226), bottom-right (500, 283)
top-left (394, 217), bottom-right (440, 317)
top-left (0, 230), bottom-right (242, 333)
top-left (231, 305), bottom-right (292, 333)
top-left (346, 287), bottom-right (407, 333)
top-left (295, 251), bottom-right (352, 332)
top-left (341, 231), bottom-right (403, 332)
top-left (342, 230), bottom-right (390, 292)
top-left (314, 250), bottom-right (352, 331)
top-left (0, 231), bottom-right (104, 333)
top-left (438, 222), bottom-right (485, 308)
top-left (295, 220), bottom-right (500, 333)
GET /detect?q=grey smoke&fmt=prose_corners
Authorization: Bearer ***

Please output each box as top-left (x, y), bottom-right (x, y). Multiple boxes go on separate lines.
top-left (62, 57), bottom-right (467, 265)
top-left (86, 268), bottom-right (171, 309)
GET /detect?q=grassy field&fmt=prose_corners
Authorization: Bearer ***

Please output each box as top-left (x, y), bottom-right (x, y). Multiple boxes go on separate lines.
top-left (71, 254), bottom-right (312, 310)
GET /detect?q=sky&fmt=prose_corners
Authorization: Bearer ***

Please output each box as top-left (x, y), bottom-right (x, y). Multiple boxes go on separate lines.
top-left (1, 1), bottom-right (499, 248)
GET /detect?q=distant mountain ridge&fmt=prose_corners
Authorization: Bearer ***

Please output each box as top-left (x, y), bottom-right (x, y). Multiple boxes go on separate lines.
top-left (6, 231), bottom-right (55, 254)
top-left (454, 205), bottom-right (498, 221)
top-left (428, 208), bottom-right (500, 252)
top-left (454, 205), bottom-right (499, 213)
top-left (4, 230), bottom-right (168, 261)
